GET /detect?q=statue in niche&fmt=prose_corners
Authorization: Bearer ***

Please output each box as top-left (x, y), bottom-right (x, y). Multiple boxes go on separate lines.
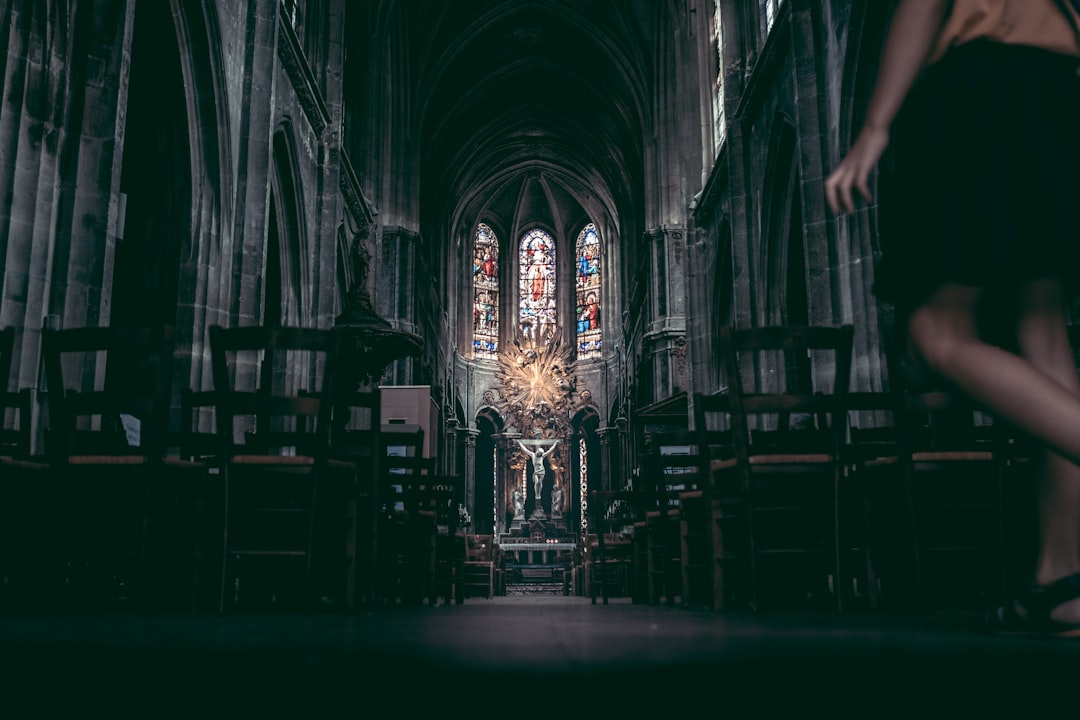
top-left (550, 481), bottom-right (564, 519)
top-left (512, 485), bottom-right (525, 519)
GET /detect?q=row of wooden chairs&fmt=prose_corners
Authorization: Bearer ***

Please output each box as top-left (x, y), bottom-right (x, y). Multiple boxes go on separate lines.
top-left (0, 324), bottom-right (464, 613)
top-left (627, 323), bottom-right (1035, 615)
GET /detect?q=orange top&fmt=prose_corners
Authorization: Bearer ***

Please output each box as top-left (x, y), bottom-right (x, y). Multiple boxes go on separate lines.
top-left (928, 0), bottom-right (1080, 64)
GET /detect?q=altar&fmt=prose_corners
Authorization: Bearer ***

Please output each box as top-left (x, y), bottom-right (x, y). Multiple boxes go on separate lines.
top-left (498, 517), bottom-right (579, 595)
top-left (496, 540), bottom-right (577, 565)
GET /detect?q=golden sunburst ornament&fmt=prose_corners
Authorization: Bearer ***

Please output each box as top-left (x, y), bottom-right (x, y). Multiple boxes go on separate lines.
top-left (495, 334), bottom-right (578, 438)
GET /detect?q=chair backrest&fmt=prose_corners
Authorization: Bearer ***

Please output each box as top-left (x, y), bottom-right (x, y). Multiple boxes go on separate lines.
top-left (639, 429), bottom-right (709, 514)
top-left (881, 332), bottom-right (996, 456)
top-left (330, 386), bottom-right (382, 463)
top-left (414, 474), bottom-right (460, 537)
top-left (42, 325), bottom-right (175, 462)
top-left (0, 327), bottom-right (33, 459)
top-left (716, 324), bottom-right (855, 460)
top-left (208, 325), bottom-right (342, 462)
top-left (588, 488), bottom-right (641, 540)
top-left (380, 424), bottom-right (430, 515)
top-left (173, 388), bottom-right (221, 462)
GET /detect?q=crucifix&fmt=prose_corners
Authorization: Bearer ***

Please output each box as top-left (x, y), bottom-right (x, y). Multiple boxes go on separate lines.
top-left (517, 438), bottom-right (560, 516)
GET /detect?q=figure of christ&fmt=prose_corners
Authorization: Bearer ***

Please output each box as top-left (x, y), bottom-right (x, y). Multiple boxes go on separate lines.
top-left (528, 250), bottom-right (548, 303)
top-left (517, 439), bottom-right (560, 509)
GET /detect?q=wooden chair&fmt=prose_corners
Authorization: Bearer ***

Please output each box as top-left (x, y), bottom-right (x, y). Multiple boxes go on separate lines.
top-left (0, 326), bottom-right (33, 461)
top-left (209, 325), bottom-right (347, 613)
top-left (375, 424), bottom-right (434, 606)
top-left (167, 388), bottom-right (226, 613)
top-left (42, 324), bottom-right (178, 610)
top-left (859, 330), bottom-right (1016, 612)
top-left (639, 431), bottom-right (700, 607)
top-left (413, 475), bottom-right (464, 605)
top-left (0, 326), bottom-right (51, 609)
top-left (841, 390), bottom-right (902, 611)
top-left (690, 391), bottom-right (742, 611)
top-left (328, 386), bottom-right (382, 611)
top-left (892, 389), bottom-right (1009, 611)
top-left (588, 487), bottom-right (641, 604)
top-left (174, 389), bottom-right (223, 463)
top-left (710, 324), bottom-right (855, 613)
top-left (463, 534), bottom-right (497, 599)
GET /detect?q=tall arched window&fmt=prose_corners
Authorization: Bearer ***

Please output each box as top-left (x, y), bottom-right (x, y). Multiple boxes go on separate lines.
top-left (473, 223), bottom-right (499, 359)
top-left (713, 0), bottom-right (726, 151)
top-left (575, 223), bottom-right (601, 359)
top-left (762, 0), bottom-right (784, 35)
top-left (518, 228), bottom-right (556, 343)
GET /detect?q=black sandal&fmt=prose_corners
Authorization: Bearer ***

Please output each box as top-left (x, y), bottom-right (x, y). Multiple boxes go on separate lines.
top-left (985, 572), bottom-right (1080, 637)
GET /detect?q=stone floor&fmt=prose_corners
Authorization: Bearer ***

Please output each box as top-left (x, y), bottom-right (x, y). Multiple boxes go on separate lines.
top-left (2, 595), bottom-right (1078, 715)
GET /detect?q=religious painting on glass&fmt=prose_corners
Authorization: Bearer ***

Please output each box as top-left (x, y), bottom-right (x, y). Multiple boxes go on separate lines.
top-left (575, 223), bottom-right (601, 359)
top-left (518, 228), bottom-right (557, 344)
top-left (473, 223), bottom-right (499, 359)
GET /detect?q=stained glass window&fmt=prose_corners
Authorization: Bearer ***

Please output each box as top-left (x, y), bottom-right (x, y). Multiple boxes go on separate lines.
top-left (283, 0), bottom-right (299, 27)
top-left (575, 224), bottom-right (602, 359)
top-left (473, 223), bottom-right (499, 359)
top-left (762, 0), bottom-right (783, 34)
top-left (518, 228), bottom-right (556, 344)
top-left (713, 1), bottom-right (726, 151)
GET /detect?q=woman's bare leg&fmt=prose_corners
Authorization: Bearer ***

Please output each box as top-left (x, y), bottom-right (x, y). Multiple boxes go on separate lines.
top-left (907, 280), bottom-right (1080, 622)
top-left (907, 284), bottom-right (1080, 467)
top-left (1014, 278), bottom-right (1080, 622)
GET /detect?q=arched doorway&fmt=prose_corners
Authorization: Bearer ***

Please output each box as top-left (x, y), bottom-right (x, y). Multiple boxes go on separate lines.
top-left (475, 408), bottom-right (503, 536)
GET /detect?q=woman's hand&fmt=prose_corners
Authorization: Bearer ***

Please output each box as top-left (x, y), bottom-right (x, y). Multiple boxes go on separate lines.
top-left (824, 125), bottom-right (890, 215)
top-left (825, 0), bottom-right (951, 215)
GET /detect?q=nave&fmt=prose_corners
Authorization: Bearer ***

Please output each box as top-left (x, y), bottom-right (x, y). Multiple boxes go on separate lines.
top-left (3, 595), bottom-right (1078, 714)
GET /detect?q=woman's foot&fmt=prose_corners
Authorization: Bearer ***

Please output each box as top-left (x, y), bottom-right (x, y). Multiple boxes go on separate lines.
top-left (985, 572), bottom-right (1080, 637)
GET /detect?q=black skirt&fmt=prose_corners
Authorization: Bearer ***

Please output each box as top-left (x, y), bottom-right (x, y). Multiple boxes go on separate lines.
top-left (874, 39), bottom-right (1080, 317)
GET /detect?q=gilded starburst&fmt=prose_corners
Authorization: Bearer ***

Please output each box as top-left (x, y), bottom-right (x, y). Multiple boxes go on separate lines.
top-left (494, 334), bottom-right (578, 437)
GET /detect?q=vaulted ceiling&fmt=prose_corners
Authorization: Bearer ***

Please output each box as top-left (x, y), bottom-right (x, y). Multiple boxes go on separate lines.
top-left (374, 0), bottom-right (660, 256)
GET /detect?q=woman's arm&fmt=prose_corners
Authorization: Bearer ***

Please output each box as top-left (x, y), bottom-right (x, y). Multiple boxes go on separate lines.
top-left (825, 0), bottom-right (953, 215)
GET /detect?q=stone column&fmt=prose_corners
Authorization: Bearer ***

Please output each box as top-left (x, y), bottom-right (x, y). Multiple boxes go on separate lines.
top-left (615, 416), bottom-right (629, 493)
top-left (463, 428), bottom-right (478, 533)
top-left (598, 427), bottom-right (612, 494)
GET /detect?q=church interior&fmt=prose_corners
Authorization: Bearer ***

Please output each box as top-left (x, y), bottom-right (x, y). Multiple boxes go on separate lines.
top-left (1, 0), bottom-right (1079, 710)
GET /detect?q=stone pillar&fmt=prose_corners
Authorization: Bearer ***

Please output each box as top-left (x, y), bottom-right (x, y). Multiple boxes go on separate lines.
top-left (443, 417), bottom-right (459, 475)
top-left (615, 417), bottom-right (630, 493)
top-left (644, 227), bottom-right (689, 400)
top-left (377, 226), bottom-right (421, 384)
top-left (463, 428), bottom-right (478, 533)
top-left (598, 427), bottom-right (612, 494)
top-left (443, 417), bottom-right (461, 523)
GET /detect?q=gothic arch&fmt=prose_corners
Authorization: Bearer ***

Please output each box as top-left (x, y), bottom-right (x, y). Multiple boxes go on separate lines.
top-left (114, 0), bottom-right (190, 333)
top-left (759, 115), bottom-right (806, 328)
top-left (267, 123), bottom-right (310, 328)
top-left (838, 0), bottom-right (893, 257)
top-left (837, 0), bottom-right (896, 394)
top-left (712, 215), bottom-right (734, 388)
top-left (168, 0), bottom-right (232, 394)
top-left (475, 407), bottom-right (505, 535)
top-left (571, 406), bottom-right (602, 533)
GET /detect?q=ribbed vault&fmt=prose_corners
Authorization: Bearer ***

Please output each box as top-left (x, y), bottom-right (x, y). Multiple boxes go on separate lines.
top-left (377, 0), bottom-right (655, 265)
